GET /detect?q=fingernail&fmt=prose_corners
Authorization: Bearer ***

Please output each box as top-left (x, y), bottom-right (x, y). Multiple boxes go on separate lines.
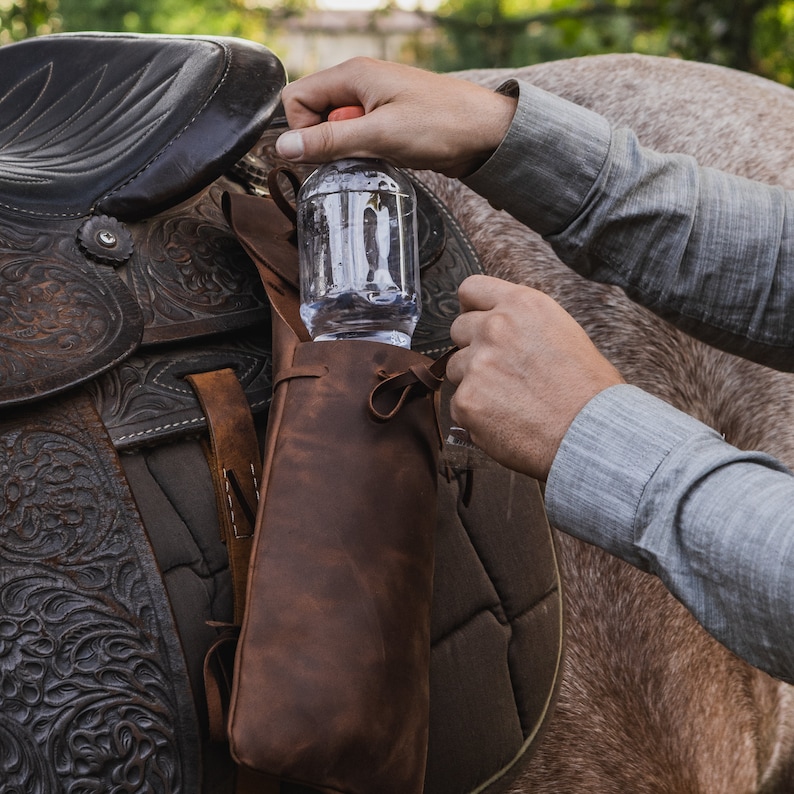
top-left (276, 130), bottom-right (304, 160)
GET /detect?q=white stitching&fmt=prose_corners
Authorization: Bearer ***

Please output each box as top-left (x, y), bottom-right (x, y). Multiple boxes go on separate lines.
top-left (115, 415), bottom-right (204, 441)
top-left (221, 465), bottom-right (238, 537)
top-left (113, 396), bottom-right (270, 442)
top-left (250, 462), bottom-right (260, 503)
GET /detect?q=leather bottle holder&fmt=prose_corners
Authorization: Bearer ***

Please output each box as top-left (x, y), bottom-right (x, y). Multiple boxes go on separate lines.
top-left (224, 187), bottom-right (448, 793)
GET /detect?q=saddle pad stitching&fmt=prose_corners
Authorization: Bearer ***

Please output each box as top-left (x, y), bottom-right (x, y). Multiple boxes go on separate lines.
top-left (457, 480), bottom-right (551, 625)
top-left (113, 397), bottom-right (269, 443)
top-left (471, 601), bottom-right (563, 794)
top-left (452, 482), bottom-right (562, 744)
top-left (159, 556), bottom-right (228, 586)
top-left (432, 576), bottom-right (559, 650)
top-left (96, 39), bottom-right (234, 211)
top-left (160, 562), bottom-right (228, 626)
top-left (457, 509), bottom-right (512, 624)
top-left (431, 604), bottom-right (510, 650)
top-left (502, 541), bottom-right (563, 741)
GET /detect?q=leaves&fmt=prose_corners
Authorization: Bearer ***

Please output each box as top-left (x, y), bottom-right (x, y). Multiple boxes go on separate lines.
top-left (3, 0), bottom-right (794, 85)
top-left (429, 0), bottom-right (794, 84)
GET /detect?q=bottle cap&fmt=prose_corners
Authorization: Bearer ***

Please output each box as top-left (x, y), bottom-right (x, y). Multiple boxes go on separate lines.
top-left (328, 105), bottom-right (365, 122)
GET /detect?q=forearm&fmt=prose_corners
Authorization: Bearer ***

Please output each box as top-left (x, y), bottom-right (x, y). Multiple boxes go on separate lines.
top-left (464, 80), bottom-right (794, 371)
top-left (546, 385), bottom-right (794, 682)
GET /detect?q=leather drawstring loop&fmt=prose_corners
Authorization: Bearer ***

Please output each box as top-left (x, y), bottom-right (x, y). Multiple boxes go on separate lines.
top-left (368, 347), bottom-right (457, 422)
top-left (266, 166), bottom-right (301, 227)
top-left (368, 365), bottom-right (441, 421)
top-left (273, 363), bottom-right (329, 390)
top-left (368, 372), bottom-right (419, 421)
top-left (408, 362), bottom-right (445, 392)
top-left (203, 623), bottom-right (241, 744)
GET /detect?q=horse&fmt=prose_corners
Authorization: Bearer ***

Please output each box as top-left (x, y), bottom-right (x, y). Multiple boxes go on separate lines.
top-left (2, 32), bottom-right (794, 793)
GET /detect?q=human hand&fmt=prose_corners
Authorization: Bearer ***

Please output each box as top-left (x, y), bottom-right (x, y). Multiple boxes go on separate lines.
top-left (275, 57), bottom-right (517, 178)
top-left (447, 275), bottom-right (624, 480)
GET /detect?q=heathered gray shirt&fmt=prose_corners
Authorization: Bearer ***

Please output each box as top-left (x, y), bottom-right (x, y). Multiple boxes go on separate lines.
top-left (464, 79), bottom-right (794, 683)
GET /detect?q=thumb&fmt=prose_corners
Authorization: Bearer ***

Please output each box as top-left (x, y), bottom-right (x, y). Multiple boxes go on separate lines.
top-left (276, 113), bottom-right (375, 164)
top-left (275, 128), bottom-right (310, 161)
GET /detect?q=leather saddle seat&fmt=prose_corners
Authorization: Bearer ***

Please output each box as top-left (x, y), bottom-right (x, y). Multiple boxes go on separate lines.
top-left (0, 32), bottom-right (284, 406)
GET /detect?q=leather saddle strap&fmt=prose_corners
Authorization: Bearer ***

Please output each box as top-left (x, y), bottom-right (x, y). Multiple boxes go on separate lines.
top-left (186, 368), bottom-right (261, 625)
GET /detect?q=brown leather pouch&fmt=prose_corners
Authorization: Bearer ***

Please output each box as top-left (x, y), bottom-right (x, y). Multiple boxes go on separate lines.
top-left (224, 189), bottom-right (447, 793)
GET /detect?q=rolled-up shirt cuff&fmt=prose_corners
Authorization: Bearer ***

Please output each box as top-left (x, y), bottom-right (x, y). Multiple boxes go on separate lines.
top-left (462, 78), bottom-right (612, 236)
top-left (544, 384), bottom-right (722, 568)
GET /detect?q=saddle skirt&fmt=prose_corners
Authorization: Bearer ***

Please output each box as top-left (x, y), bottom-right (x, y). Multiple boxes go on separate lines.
top-left (0, 33), bottom-right (562, 794)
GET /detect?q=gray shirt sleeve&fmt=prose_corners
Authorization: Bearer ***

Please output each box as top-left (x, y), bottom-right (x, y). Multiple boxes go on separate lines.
top-left (463, 80), bottom-right (794, 681)
top-left (464, 79), bottom-right (794, 371)
top-left (546, 385), bottom-right (794, 683)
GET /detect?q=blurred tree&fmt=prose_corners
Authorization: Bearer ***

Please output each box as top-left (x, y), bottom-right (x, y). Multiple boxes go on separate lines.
top-left (756, 0), bottom-right (794, 83)
top-left (0, 0), bottom-right (61, 43)
top-left (428, 0), bottom-right (794, 85)
top-left (53, 0), bottom-right (302, 41)
top-left (4, 0), bottom-right (794, 87)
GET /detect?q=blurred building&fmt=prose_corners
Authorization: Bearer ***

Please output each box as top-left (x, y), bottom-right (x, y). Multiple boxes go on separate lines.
top-left (272, 7), bottom-right (438, 78)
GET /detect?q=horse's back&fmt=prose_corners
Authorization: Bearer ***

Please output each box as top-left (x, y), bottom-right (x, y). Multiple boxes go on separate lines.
top-left (459, 54), bottom-right (794, 183)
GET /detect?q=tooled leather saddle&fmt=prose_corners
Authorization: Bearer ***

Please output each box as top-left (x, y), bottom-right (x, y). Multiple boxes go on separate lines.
top-left (0, 33), bottom-right (562, 793)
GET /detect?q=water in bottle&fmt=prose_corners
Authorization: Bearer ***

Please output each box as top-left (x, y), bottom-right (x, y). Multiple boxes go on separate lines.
top-left (297, 158), bottom-right (421, 348)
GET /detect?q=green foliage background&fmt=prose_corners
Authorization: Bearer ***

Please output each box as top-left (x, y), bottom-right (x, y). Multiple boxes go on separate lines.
top-left (427, 0), bottom-right (794, 83)
top-left (4, 0), bottom-right (794, 85)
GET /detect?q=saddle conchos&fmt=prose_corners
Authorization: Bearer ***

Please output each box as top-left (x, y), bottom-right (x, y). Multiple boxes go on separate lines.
top-left (0, 33), bottom-right (562, 793)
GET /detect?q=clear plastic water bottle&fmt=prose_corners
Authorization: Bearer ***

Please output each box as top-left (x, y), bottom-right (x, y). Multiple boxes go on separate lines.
top-left (296, 158), bottom-right (421, 348)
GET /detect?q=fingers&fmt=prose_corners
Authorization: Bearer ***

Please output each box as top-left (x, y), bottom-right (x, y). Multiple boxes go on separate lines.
top-left (276, 57), bottom-right (410, 164)
top-left (444, 343), bottom-right (468, 387)
top-left (275, 57), bottom-right (517, 176)
top-left (280, 58), bottom-right (374, 128)
top-left (450, 274), bottom-right (534, 348)
top-left (275, 105), bottom-right (365, 163)
top-left (276, 115), bottom-right (385, 164)
top-left (446, 277), bottom-right (624, 479)
top-left (455, 273), bottom-right (517, 313)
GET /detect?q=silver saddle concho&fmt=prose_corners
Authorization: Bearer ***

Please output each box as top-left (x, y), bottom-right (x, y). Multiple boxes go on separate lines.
top-left (0, 33), bottom-right (562, 794)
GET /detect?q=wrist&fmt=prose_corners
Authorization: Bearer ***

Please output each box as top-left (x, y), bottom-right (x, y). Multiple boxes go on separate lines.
top-left (455, 91), bottom-right (518, 178)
